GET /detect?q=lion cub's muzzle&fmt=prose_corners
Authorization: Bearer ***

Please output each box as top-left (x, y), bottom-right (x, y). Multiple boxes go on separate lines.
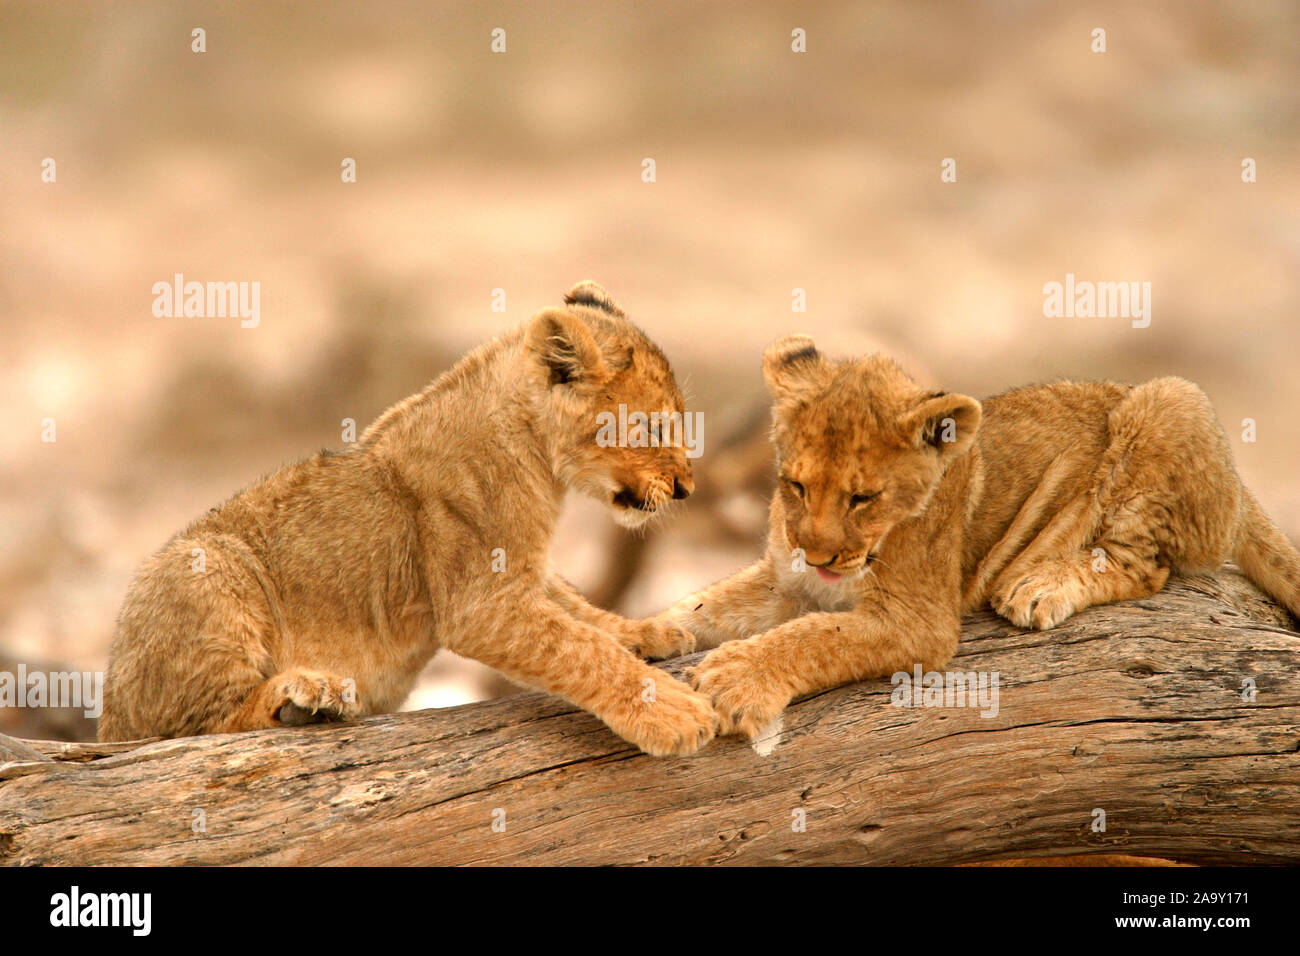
top-left (613, 486), bottom-right (653, 511)
top-left (612, 477), bottom-right (691, 512)
top-left (803, 549), bottom-right (877, 579)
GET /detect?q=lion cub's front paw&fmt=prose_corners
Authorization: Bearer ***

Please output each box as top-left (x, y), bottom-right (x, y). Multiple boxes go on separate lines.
top-left (689, 640), bottom-right (792, 740)
top-left (602, 674), bottom-right (718, 757)
top-left (992, 566), bottom-right (1082, 631)
top-left (619, 617), bottom-right (697, 660)
top-left (271, 668), bottom-right (361, 726)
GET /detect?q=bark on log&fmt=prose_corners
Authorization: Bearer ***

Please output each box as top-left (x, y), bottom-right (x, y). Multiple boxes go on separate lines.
top-left (2, 567), bottom-right (1297, 866)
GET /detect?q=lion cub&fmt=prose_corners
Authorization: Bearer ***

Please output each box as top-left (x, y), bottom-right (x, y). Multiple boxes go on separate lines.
top-left (666, 336), bottom-right (1300, 739)
top-left (100, 282), bottom-right (715, 756)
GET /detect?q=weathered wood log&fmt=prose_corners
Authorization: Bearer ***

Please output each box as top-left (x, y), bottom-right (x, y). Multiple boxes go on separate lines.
top-left (2, 567), bottom-right (1297, 866)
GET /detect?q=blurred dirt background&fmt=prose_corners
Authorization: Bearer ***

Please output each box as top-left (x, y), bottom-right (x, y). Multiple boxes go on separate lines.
top-left (1, 1), bottom-right (1296, 741)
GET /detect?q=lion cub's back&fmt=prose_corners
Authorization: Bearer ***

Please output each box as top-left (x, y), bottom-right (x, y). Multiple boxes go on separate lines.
top-left (979, 380), bottom-right (1130, 460)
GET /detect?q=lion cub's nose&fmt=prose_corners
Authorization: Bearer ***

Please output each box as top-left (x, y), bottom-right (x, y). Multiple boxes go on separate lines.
top-left (672, 477), bottom-right (693, 500)
top-left (801, 548), bottom-right (836, 568)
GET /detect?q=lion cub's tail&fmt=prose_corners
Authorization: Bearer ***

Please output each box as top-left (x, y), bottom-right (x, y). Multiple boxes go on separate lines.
top-left (1234, 489), bottom-right (1300, 621)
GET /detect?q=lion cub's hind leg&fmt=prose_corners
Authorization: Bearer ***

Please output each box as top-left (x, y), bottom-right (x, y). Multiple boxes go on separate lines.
top-left (993, 531), bottom-right (1170, 630)
top-left (993, 377), bottom-right (1236, 630)
top-left (102, 535), bottom-right (366, 739)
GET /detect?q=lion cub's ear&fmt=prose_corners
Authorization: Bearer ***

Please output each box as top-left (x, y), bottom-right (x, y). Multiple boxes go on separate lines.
top-left (563, 280), bottom-right (626, 317)
top-left (901, 392), bottom-right (982, 460)
top-left (526, 308), bottom-right (610, 386)
top-left (763, 335), bottom-right (824, 401)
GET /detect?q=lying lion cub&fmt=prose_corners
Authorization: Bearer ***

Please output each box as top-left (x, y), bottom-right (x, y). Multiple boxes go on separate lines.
top-left (667, 336), bottom-right (1300, 739)
top-left (100, 282), bottom-right (714, 756)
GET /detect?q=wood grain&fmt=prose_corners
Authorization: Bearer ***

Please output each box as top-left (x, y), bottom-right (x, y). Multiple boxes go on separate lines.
top-left (2, 568), bottom-right (1296, 866)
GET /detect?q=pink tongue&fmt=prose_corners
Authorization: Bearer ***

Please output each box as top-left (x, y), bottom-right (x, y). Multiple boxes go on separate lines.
top-left (815, 566), bottom-right (842, 582)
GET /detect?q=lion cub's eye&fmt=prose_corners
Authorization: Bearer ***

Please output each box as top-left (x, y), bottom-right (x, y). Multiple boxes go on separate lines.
top-left (850, 491), bottom-right (881, 508)
top-left (783, 477), bottom-right (805, 498)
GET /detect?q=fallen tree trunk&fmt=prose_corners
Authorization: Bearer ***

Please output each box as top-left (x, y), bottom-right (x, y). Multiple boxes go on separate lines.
top-left (2, 567), bottom-right (1298, 866)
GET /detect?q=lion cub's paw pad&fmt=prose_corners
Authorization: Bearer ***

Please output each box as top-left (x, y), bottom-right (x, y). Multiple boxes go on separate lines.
top-left (272, 670), bottom-right (360, 726)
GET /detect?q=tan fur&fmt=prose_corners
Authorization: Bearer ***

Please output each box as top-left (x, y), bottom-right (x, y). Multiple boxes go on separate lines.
top-left (100, 282), bottom-right (717, 756)
top-left (666, 337), bottom-right (1300, 739)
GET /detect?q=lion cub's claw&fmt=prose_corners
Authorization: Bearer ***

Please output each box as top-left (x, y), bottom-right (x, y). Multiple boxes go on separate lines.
top-left (271, 668), bottom-right (360, 726)
top-left (605, 675), bottom-right (718, 756)
top-left (622, 618), bottom-right (697, 660)
top-left (689, 642), bottom-right (791, 740)
top-left (993, 568), bottom-right (1080, 631)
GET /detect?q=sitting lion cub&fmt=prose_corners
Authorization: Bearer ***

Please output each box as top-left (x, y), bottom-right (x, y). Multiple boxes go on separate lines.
top-left (666, 336), bottom-right (1300, 739)
top-left (100, 282), bottom-right (715, 756)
